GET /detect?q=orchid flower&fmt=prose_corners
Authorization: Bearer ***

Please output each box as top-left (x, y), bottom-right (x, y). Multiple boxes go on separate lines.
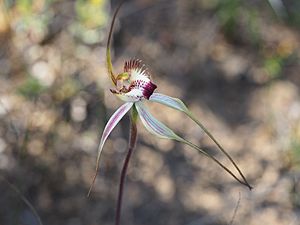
top-left (88, 0), bottom-right (252, 206)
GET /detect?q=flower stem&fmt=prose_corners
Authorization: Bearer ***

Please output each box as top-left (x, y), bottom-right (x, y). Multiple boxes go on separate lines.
top-left (115, 107), bottom-right (138, 225)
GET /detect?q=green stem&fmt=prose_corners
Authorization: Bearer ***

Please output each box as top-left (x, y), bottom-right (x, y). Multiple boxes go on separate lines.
top-left (115, 107), bottom-right (138, 225)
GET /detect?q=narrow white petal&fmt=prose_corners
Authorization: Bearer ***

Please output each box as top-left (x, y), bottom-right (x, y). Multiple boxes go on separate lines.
top-left (149, 93), bottom-right (188, 112)
top-left (97, 104), bottom-right (132, 170)
top-left (135, 101), bottom-right (181, 140)
top-left (98, 102), bottom-right (133, 157)
top-left (88, 102), bottom-right (133, 196)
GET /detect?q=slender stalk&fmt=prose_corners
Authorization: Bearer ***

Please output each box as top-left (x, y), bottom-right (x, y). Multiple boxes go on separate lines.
top-left (115, 107), bottom-right (138, 225)
top-left (0, 175), bottom-right (43, 225)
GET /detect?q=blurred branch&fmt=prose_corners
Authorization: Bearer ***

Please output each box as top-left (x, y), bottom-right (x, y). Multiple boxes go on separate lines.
top-left (229, 191), bottom-right (241, 225)
top-left (267, 0), bottom-right (287, 19)
top-left (0, 174), bottom-right (43, 225)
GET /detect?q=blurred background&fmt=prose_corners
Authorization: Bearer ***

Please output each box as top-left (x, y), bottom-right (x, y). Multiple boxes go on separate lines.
top-left (0, 0), bottom-right (299, 224)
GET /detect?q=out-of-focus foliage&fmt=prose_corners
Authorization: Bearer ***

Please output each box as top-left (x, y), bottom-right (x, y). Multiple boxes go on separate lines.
top-left (3, 0), bottom-right (108, 44)
top-left (214, 0), bottom-right (298, 80)
top-left (290, 140), bottom-right (300, 168)
top-left (18, 76), bottom-right (46, 99)
top-left (72, 0), bottom-right (108, 44)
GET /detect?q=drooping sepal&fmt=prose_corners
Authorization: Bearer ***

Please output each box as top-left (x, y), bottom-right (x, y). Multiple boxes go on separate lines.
top-left (149, 92), bottom-right (252, 190)
top-left (135, 101), bottom-right (181, 140)
top-left (88, 102), bottom-right (133, 196)
top-left (135, 101), bottom-right (251, 189)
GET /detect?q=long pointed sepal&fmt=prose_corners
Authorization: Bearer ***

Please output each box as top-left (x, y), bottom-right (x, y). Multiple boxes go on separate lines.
top-left (135, 101), bottom-right (181, 140)
top-left (149, 93), bottom-right (252, 190)
top-left (88, 102), bottom-right (133, 196)
top-left (149, 93), bottom-right (189, 112)
top-left (135, 101), bottom-right (251, 189)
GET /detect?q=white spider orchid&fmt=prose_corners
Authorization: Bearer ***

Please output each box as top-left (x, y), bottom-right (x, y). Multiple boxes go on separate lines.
top-left (89, 1), bottom-right (252, 195)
